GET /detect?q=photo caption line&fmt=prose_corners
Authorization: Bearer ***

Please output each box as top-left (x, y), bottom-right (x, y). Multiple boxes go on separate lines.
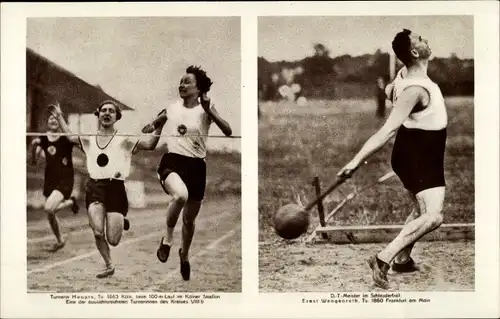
top-left (301, 292), bottom-right (432, 304)
top-left (49, 293), bottom-right (222, 305)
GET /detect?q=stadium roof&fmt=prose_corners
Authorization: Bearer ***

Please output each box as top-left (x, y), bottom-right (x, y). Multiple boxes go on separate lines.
top-left (27, 47), bottom-right (133, 114)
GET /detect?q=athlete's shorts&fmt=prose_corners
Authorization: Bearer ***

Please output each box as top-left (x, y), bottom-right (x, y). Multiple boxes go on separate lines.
top-left (391, 125), bottom-right (447, 195)
top-left (85, 178), bottom-right (129, 216)
top-left (43, 174), bottom-right (74, 199)
top-left (157, 152), bottom-right (207, 201)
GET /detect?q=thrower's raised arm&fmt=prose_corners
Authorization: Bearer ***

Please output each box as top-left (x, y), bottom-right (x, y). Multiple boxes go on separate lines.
top-left (354, 86), bottom-right (424, 164)
top-left (338, 86), bottom-right (424, 177)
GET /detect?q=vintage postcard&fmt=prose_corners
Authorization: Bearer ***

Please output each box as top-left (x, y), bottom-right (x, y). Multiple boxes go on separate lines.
top-left (1, 1), bottom-right (499, 319)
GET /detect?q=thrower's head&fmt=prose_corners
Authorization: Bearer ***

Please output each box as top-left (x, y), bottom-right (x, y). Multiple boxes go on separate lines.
top-left (392, 29), bottom-right (432, 67)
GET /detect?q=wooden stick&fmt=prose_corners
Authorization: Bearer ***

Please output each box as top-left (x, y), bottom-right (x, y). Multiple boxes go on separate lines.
top-left (305, 171), bottom-right (396, 243)
top-left (315, 223), bottom-right (474, 244)
top-left (312, 176), bottom-right (328, 239)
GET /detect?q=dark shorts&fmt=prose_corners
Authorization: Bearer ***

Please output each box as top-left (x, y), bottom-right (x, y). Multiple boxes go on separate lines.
top-left (391, 125), bottom-right (447, 195)
top-left (44, 175), bottom-right (74, 199)
top-left (157, 153), bottom-right (207, 201)
top-left (85, 178), bottom-right (129, 216)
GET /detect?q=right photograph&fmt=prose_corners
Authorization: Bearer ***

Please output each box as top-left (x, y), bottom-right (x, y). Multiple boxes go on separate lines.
top-left (258, 16), bottom-right (474, 292)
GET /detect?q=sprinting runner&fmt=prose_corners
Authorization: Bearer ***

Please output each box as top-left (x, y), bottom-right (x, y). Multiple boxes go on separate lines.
top-left (143, 65), bottom-right (232, 281)
top-left (29, 112), bottom-right (79, 251)
top-left (50, 101), bottom-right (165, 278)
top-left (338, 29), bottom-right (448, 289)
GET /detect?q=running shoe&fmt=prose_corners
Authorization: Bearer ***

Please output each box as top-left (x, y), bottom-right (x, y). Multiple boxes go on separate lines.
top-left (179, 248), bottom-right (190, 281)
top-left (392, 257), bottom-right (419, 273)
top-left (70, 197), bottom-right (79, 214)
top-left (367, 255), bottom-right (390, 289)
top-left (96, 264), bottom-right (115, 278)
top-left (157, 238), bottom-right (171, 263)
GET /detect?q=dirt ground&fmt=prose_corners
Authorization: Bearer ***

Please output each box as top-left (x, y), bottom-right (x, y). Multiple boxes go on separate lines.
top-left (27, 196), bottom-right (241, 293)
top-left (258, 98), bottom-right (475, 293)
top-left (259, 239), bottom-right (474, 292)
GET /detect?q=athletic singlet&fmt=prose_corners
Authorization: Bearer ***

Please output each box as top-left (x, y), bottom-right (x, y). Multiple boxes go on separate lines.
top-left (79, 131), bottom-right (139, 180)
top-left (161, 99), bottom-right (213, 159)
top-left (39, 135), bottom-right (74, 176)
top-left (392, 73), bottom-right (448, 130)
top-left (395, 67), bottom-right (407, 80)
top-left (390, 69), bottom-right (448, 193)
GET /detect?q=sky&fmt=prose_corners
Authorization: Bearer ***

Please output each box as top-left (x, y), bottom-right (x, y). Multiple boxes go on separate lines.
top-left (27, 17), bottom-right (241, 151)
top-left (259, 16), bottom-right (474, 61)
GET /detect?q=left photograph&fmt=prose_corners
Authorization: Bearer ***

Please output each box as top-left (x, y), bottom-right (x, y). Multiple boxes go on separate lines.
top-left (26, 17), bottom-right (242, 293)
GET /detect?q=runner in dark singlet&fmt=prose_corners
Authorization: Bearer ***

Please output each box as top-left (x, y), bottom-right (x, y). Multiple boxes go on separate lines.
top-left (30, 113), bottom-right (79, 251)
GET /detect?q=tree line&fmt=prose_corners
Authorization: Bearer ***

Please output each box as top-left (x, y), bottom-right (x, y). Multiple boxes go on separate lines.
top-left (258, 45), bottom-right (474, 101)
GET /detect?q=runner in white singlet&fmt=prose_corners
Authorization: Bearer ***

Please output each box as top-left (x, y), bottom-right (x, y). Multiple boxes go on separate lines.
top-left (51, 101), bottom-right (166, 278)
top-left (143, 65), bottom-right (233, 281)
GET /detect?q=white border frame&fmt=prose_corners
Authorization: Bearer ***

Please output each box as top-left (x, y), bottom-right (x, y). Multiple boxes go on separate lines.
top-left (2, 2), bottom-right (499, 318)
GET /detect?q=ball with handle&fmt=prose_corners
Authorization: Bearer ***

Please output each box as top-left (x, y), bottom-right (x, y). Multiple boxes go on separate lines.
top-left (273, 162), bottom-right (366, 240)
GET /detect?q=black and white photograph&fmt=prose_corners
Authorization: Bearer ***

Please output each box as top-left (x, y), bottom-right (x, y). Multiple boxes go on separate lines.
top-left (1, 2), bottom-right (500, 319)
top-left (25, 16), bottom-right (242, 293)
top-left (258, 16), bottom-right (476, 292)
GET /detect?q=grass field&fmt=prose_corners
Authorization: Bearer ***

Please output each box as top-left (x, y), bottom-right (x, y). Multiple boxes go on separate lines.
top-left (258, 96), bottom-right (474, 292)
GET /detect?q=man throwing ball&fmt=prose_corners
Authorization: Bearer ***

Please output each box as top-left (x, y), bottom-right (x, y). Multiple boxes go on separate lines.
top-left (338, 29), bottom-right (448, 289)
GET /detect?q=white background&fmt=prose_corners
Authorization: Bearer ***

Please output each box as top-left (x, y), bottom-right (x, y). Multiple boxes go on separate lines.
top-left (2, 1), bottom-right (499, 318)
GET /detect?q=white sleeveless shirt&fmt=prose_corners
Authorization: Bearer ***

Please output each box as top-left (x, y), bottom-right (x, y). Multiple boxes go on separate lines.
top-left (79, 131), bottom-right (139, 180)
top-left (392, 73), bottom-right (448, 130)
top-left (162, 100), bottom-right (213, 159)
